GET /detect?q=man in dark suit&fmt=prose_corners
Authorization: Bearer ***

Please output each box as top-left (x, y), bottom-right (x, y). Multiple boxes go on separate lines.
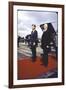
top-left (41, 23), bottom-right (52, 66)
top-left (30, 24), bottom-right (38, 62)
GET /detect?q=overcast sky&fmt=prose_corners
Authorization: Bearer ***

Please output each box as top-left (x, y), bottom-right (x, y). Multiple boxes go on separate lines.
top-left (17, 10), bottom-right (58, 38)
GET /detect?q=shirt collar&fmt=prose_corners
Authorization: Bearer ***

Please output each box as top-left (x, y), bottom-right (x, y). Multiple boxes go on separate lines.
top-left (32, 30), bottom-right (36, 32)
top-left (43, 29), bottom-right (47, 32)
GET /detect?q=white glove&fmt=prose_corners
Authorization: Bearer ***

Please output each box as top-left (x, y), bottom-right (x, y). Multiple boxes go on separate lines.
top-left (46, 45), bottom-right (49, 48)
top-left (33, 42), bottom-right (35, 45)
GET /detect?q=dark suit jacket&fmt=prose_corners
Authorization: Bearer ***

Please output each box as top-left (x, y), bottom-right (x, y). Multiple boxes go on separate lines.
top-left (30, 30), bottom-right (38, 47)
top-left (41, 29), bottom-right (52, 49)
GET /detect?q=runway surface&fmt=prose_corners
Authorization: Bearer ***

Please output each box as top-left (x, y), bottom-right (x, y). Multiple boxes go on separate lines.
top-left (17, 43), bottom-right (57, 80)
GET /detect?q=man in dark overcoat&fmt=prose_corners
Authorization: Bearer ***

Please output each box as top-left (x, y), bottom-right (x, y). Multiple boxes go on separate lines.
top-left (30, 24), bottom-right (38, 62)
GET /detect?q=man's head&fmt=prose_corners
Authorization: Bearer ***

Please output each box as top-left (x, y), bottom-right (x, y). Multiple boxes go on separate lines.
top-left (44, 23), bottom-right (48, 31)
top-left (32, 24), bottom-right (36, 30)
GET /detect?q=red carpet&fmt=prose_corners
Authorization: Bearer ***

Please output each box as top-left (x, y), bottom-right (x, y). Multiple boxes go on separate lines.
top-left (17, 56), bottom-right (57, 80)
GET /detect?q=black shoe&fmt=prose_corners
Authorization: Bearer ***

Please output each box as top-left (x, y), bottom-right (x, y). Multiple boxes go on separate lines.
top-left (40, 63), bottom-right (48, 67)
top-left (44, 64), bottom-right (48, 67)
top-left (32, 57), bottom-right (36, 62)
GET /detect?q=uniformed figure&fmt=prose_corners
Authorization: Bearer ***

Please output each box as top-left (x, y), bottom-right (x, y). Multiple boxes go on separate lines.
top-left (41, 24), bottom-right (52, 66)
top-left (30, 24), bottom-right (38, 62)
top-left (17, 36), bottom-right (21, 47)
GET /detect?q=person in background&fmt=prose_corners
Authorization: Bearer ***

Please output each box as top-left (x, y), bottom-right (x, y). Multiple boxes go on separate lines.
top-left (30, 24), bottom-right (38, 62)
top-left (17, 36), bottom-right (21, 47)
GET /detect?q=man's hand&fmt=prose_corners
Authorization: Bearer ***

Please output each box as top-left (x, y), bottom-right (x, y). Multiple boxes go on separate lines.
top-left (46, 45), bottom-right (49, 48)
top-left (33, 42), bottom-right (35, 45)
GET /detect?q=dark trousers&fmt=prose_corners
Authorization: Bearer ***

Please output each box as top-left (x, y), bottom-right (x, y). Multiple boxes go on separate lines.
top-left (42, 48), bottom-right (48, 66)
top-left (31, 46), bottom-right (36, 61)
top-left (53, 43), bottom-right (58, 60)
